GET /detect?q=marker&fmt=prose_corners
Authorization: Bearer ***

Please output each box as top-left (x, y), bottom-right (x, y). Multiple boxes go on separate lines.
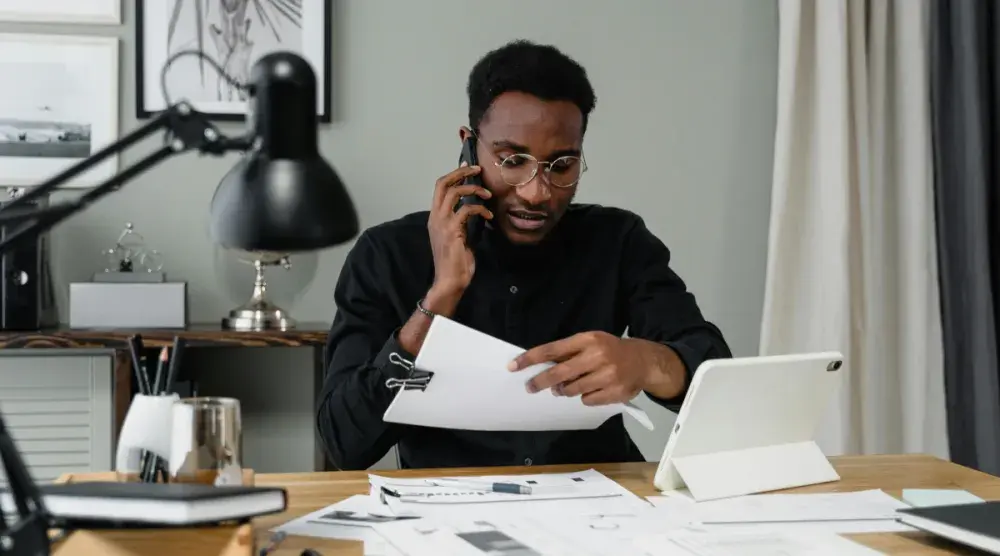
top-left (430, 478), bottom-right (532, 495)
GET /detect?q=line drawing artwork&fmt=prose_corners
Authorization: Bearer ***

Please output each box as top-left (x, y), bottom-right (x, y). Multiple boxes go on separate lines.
top-left (165, 0), bottom-right (302, 102)
top-left (0, 62), bottom-right (92, 159)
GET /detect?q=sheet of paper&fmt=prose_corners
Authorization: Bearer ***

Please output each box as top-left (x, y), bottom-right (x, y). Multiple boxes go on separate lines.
top-left (635, 529), bottom-right (884, 556)
top-left (373, 517), bottom-right (591, 556)
top-left (647, 489), bottom-right (915, 534)
top-left (382, 316), bottom-right (653, 431)
top-left (535, 513), bottom-right (691, 556)
top-left (369, 469), bottom-right (653, 519)
top-left (373, 515), bottom-right (671, 556)
top-left (271, 495), bottom-right (408, 556)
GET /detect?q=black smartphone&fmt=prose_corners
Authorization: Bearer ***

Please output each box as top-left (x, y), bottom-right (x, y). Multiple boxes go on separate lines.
top-left (457, 137), bottom-right (487, 246)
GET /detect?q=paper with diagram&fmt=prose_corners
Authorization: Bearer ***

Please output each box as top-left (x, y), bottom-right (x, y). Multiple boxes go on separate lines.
top-left (368, 469), bottom-right (653, 521)
top-left (382, 316), bottom-right (653, 431)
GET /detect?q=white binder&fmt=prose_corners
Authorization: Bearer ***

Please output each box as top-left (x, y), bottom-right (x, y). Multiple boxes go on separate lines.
top-left (653, 352), bottom-right (845, 501)
top-left (381, 316), bottom-right (653, 432)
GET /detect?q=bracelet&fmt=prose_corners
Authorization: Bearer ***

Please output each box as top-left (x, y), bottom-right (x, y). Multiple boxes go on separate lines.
top-left (416, 298), bottom-right (436, 318)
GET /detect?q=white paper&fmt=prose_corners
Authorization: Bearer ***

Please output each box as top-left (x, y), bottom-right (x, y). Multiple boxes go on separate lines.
top-left (535, 513), bottom-right (691, 556)
top-left (369, 469), bottom-right (653, 520)
top-left (647, 489), bottom-right (915, 534)
top-left (373, 515), bottom-right (667, 556)
top-left (271, 495), bottom-right (409, 556)
top-left (382, 316), bottom-right (653, 431)
top-left (636, 529), bottom-right (884, 556)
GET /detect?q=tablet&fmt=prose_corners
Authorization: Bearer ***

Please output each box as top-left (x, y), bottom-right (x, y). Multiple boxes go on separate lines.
top-left (653, 351), bottom-right (844, 494)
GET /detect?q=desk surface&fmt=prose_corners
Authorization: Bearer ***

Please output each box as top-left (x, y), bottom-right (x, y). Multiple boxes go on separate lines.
top-left (55, 455), bottom-right (997, 555)
top-left (249, 454), bottom-right (996, 555)
top-left (0, 323), bottom-right (329, 349)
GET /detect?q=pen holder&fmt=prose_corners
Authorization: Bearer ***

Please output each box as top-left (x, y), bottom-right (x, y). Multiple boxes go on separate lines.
top-left (115, 395), bottom-right (245, 486)
top-left (171, 397), bottom-right (243, 485)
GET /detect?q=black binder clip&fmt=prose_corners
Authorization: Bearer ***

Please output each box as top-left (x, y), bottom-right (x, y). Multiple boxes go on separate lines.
top-left (385, 352), bottom-right (434, 391)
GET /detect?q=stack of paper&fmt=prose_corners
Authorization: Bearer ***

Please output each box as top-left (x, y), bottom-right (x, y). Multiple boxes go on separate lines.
top-left (272, 469), bottom-right (657, 555)
top-left (272, 470), bottom-right (912, 555)
top-left (382, 316), bottom-right (653, 431)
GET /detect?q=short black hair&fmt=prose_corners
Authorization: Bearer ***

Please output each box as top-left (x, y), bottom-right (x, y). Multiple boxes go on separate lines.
top-left (467, 39), bottom-right (597, 134)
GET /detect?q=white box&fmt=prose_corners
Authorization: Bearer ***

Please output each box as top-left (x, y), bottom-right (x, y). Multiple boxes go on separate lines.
top-left (69, 282), bottom-right (187, 328)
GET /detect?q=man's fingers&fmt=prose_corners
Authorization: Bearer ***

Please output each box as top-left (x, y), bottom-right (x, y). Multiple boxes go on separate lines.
top-left (509, 334), bottom-right (589, 371)
top-left (441, 183), bottom-right (491, 213)
top-left (581, 388), bottom-right (625, 407)
top-left (557, 367), bottom-right (612, 398)
top-left (525, 358), bottom-right (590, 393)
top-left (454, 204), bottom-right (493, 228)
top-left (433, 165), bottom-right (483, 207)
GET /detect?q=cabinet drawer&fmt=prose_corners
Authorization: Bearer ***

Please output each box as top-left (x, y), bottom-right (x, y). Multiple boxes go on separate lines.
top-left (0, 353), bottom-right (113, 485)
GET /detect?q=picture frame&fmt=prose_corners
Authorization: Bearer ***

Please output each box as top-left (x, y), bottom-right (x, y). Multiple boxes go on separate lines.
top-left (0, 0), bottom-right (121, 24)
top-left (136, 0), bottom-right (332, 122)
top-left (0, 34), bottom-right (120, 189)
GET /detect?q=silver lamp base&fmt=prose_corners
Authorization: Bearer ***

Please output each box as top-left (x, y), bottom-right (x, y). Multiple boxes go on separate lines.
top-left (221, 256), bottom-right (296, 331)
top-left (222, 302), bottom-right (296, 331)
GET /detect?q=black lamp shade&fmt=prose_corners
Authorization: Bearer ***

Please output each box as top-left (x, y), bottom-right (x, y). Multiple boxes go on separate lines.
top-left (208, 51), bottom-right (359, 252)
top-left (209, 155), bottom-right (359, 252)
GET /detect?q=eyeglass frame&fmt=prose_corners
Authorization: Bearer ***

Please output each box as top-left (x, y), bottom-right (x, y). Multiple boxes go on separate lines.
top-left (469, 130), bottom-right (588, 189)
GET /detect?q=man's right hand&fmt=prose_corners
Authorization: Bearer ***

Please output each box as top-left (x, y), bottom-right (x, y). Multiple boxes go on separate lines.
top-left (398, 164), bottom-right (493, 355)
top-left (426, 164), bottom-right (493, 303)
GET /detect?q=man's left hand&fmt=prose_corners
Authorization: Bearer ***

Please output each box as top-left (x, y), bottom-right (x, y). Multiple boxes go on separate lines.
top-left (507, 331), bottom-right (685, 405)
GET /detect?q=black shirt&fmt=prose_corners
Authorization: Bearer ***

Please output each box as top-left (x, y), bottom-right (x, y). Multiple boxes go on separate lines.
top-left (317, 204), bottom-right (731, 470)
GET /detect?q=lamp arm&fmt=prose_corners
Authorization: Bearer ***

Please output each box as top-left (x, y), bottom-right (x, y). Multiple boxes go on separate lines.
top-left (0, 102), bottom-right (251, 254)
top-left (0, 102), bottom-right (250, 556)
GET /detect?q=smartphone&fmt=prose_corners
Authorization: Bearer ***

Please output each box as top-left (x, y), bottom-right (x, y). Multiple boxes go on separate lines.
top-left (457, 137), bottom-right (487, 246)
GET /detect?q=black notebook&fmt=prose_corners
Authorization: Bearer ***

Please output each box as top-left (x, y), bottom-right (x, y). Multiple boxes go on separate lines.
top-left (1, 482), bottom-right (287, 527)
top-left (897, 501), bottom-right (1000, 555)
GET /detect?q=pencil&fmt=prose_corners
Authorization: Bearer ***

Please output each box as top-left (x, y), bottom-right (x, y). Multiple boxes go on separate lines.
top-left (153, 347), bottom-right (168, 395)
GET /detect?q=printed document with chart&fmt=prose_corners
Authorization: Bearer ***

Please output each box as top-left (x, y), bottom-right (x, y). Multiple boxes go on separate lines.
top-left (368, 469), bottom-right (653, 519)
top-left (382, 316), bottom-right (652, 431)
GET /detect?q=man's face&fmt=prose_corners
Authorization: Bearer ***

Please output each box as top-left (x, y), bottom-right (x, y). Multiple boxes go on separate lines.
top-left (461, 92), bottom-right (584, 245)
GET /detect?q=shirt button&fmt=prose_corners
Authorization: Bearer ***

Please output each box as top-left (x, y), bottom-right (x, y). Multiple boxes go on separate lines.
top-left (524, 457), bottom-right (533, 466)
top-left (510, 286), bottom-right (518, 294)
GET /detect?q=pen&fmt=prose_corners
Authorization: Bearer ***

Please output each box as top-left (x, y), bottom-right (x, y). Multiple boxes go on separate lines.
top-left (127, 334), bottom-right (149, 395)
top-left (430, 478), bottom-right (532, 495)
top-left (163, 336), bottom-right (186, 396)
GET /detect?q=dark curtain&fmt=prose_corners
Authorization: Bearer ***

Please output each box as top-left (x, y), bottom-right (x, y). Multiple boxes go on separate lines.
top-left (930, 0), bottom-right (1000, 474)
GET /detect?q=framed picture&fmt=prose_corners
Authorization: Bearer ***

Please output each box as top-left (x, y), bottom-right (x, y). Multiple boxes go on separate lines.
top-left (136, 0), bottom-right (332, 122)
top-left (0, 34), bottom-right (120, 189)
top-left (0, 0), bottom-right (121, 24)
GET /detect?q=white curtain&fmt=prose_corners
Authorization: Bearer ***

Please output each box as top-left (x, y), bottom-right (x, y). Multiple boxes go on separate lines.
top-left (760, 0), bottom-right (949, 459)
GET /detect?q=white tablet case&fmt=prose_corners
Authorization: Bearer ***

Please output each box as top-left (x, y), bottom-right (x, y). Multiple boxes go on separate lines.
top-left (653, 352), bottom-right (844, 501)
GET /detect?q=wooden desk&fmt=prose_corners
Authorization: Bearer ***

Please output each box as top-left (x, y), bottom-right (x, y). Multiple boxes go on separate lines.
top-left (0, 324), bottom-right (328, 439)
top-left (55, 454), bottom-right (1000, 555)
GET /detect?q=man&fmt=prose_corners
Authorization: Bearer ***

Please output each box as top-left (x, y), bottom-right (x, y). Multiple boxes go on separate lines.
top-left (317, 39), bottom-right (730, 471)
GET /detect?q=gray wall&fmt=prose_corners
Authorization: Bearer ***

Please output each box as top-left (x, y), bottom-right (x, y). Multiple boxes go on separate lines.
top-left (1, 0), bottom-right (778, 471)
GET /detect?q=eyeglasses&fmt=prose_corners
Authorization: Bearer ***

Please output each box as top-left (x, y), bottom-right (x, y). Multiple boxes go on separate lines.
top-left (472, 133), bottom-right (588, 188)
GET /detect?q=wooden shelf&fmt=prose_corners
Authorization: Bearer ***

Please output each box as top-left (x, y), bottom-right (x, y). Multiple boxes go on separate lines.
top-left (0, 323), bottom-right (329, 349)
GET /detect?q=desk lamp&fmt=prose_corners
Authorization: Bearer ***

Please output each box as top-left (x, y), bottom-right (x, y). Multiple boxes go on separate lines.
top-left (0, 50), bottom-right (359, 555)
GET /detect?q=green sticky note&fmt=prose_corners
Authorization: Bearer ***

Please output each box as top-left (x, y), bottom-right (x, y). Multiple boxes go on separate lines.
top-left (902, 489), bottom-right (984, 507)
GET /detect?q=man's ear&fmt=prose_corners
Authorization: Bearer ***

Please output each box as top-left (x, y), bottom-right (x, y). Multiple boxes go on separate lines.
top-left (458, 126), bottom-right (474, 142)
